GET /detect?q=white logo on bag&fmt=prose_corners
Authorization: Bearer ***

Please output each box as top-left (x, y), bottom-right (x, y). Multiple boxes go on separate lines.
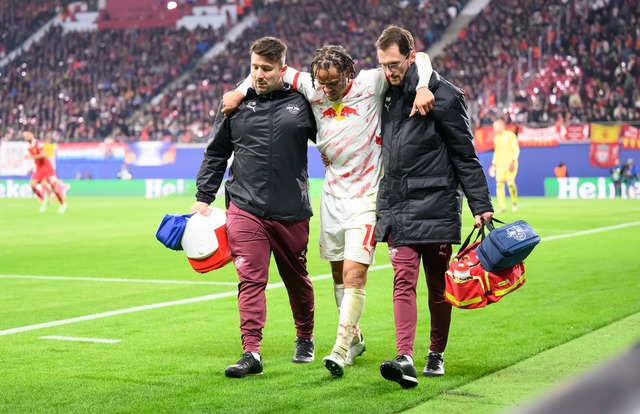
top-left (506, 226), bottom-right (527, 241)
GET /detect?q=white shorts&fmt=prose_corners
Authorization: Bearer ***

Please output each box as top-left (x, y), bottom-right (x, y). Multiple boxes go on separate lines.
top-left (319, 193), bottom-right (376, 265)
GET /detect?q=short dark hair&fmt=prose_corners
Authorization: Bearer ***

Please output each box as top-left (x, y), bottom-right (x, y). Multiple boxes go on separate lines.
top-left (310, 45), bottom-right (355, 87)
top-left (250, 36), bottom-right (287, 66)
top-left (375, 25), bottom-right (415, 55)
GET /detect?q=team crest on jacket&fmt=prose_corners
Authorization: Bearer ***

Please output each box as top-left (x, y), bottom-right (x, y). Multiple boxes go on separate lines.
top-left (246, 101), bottom-right (257, 112)
top-left (384, 97), bottom-right (391, 112)
top-left (286, 104), bottom-right (301, 114)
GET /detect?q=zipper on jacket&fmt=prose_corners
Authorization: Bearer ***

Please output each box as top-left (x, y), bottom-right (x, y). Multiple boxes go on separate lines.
top-left (389, 89), bottom-right (402, 179)
top-left (265, 99), bottom-right (274, 219)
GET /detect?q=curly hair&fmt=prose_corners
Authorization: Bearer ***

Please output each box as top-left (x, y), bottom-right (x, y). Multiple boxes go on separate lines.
top-left (310, 45), bottom-right (355, 87)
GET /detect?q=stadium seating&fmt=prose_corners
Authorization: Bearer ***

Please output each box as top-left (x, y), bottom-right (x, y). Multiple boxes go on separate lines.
top-left (435, 0), bottom-right (639, 126)
top-left (133, 0), bottom-right (469, 142)
top-left (0, 0), bottom-right (65, 59)
top-left (1, 0), bottom-right (637, 142)
top-left (0, 22), bottom-right (223, 142)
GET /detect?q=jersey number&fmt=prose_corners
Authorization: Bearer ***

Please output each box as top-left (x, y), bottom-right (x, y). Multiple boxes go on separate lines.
top-left (362, 224), bottom-right (376, 251)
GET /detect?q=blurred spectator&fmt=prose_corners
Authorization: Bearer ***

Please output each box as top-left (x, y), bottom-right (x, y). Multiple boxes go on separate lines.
top-left (622, 158), bottom-right (637, 198)
top-left (554, 161), bottom-right (568, 178)
top-left (116, 164), bottom-right (133, 180)
top-left (610, 159), bottom-right (623, 198)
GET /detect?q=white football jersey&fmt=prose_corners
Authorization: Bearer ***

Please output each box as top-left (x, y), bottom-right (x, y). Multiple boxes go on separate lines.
top-left (286, 67), bottom-right (388, 199)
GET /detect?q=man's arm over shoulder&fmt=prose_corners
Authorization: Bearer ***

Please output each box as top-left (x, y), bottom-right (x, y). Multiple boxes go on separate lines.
top-left (221, 76), bottom-right (251, 116)
top-left (283, 66), bottom-right (316, 101)
top-left (414, 52), bottom-right (433, 91)
top-left (411, 52), bottom-right (435, 116)
top-left (289, 89), bottom-right (318, 144)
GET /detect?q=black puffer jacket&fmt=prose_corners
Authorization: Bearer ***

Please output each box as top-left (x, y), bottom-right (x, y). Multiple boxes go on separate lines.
top-left (195, 83), bottom-right (317, 221)
top-left (375, 69), bottom-right (493, 245)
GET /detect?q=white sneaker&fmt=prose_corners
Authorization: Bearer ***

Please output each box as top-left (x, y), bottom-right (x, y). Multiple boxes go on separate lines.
top-left (345, 334), bottom-right (366, 365)
top-left (322, 351), bottom-right (346, 378)
top-left (57, 203), bottom-right (68, 214)
top-left (39, 198), bottom-right (49, 213)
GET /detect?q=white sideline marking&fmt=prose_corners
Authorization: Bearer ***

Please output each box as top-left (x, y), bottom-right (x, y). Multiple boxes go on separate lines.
top-left (541, 221), bottom-right (640, 241)
top-left (0, 275), bottom-right (238, 286)
top-left (40, 336), bottom-right (121, 344)
top-left (0, 265), bottom-right (391, 337)
top-left (0, 290), bottom-right (239, 337)
top-left (2, 221), bottom-right (638, 338)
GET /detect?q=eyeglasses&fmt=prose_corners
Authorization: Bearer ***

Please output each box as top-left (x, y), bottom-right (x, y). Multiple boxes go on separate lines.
top-left (378, 53), bottom-right (410, 73)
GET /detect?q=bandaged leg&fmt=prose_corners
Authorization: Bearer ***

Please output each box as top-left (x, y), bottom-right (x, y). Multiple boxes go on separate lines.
top-left (333, 288), bottom-right (366, 357)
top-left (333, 283), bottom-right (344, 312)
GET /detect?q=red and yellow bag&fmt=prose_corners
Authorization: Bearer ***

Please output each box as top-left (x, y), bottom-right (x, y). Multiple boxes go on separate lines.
top-left (445, 226), bottom-right (526, 309)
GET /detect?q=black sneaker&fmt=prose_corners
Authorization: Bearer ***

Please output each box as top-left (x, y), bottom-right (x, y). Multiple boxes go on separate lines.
top-left (225, 352), bottom-right (263, 378)
top-left (292, 338), bottom-right (315, 363)
top-left (380, 355), bottom-right (418, 388)
top-left (422, 351), bottom-right (444, 377)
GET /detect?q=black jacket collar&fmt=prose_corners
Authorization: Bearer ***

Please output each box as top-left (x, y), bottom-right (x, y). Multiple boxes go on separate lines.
top-left (247, 82), bottom-right (292, 100)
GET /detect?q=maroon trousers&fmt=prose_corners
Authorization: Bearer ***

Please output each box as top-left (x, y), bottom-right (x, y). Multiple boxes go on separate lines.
top-left (388, 240), bottom-right (452, 356)
top-left (226, 202), bottom-right (314, 353)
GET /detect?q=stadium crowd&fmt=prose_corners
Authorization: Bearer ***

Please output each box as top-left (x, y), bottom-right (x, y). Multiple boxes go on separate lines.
top-left (1, 0), bottom-right (64, 59)
top-left (437, 0), bottom-right (640, 126)
top-left (0, 0), bottom-right (638, 142)
top-left (131, 0), bottom-right (467, 143)
top-left (0, 24), bottom-right (224, 142)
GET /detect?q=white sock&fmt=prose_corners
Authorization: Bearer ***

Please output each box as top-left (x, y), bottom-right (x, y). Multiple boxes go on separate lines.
top-left (334, 288), bottom-right (366, 356)
top-left (335, 283), bottom-right (362, 345)
top-left (333, 283), bottom-right (344, 312)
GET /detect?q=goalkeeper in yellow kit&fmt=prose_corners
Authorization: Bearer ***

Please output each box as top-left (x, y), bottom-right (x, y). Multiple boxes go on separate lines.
top-left (488, 119), bottom-right (520, 212)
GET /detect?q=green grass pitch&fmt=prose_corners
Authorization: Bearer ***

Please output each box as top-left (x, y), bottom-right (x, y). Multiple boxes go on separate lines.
top-left (1, 195), bottom-right (639, 414)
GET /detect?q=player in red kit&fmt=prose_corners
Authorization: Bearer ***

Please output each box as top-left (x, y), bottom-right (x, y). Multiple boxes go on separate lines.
top-left (23, 131), bottom-right (67, 214)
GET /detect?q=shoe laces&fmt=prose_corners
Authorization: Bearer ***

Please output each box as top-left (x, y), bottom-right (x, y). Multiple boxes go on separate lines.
top-left (426, 352), bottom-right (443, 370)
top-left (395, 355), bottom-right (409, 364)
top-left (295, 338), bottom-right (314, 353)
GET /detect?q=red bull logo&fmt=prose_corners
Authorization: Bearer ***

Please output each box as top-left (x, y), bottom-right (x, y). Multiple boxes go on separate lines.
top-left (320, 104), bottom-right (360, 120)
top-left (320, 107), bottom-right (338, 119)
